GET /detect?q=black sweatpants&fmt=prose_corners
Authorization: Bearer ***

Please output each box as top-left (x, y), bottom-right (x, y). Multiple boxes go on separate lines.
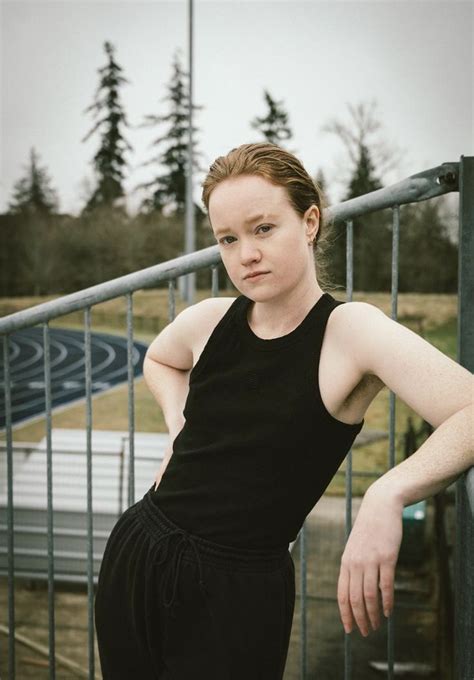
top-left (94, 485), bottom-right (296, 679)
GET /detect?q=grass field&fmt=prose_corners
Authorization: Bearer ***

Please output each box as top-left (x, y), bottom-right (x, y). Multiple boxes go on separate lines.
top-left (1, 289), bottom-right (458, 496)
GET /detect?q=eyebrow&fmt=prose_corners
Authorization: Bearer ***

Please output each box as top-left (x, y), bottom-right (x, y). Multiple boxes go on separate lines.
top-left (244, 212), bottom-right (271, 224)
top-left (214, 213), bottom-right (275, 237)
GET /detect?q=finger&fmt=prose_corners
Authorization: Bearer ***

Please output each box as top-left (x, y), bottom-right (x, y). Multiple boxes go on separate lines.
top-left (379, 561), bottom-right (395, 618)
top-left (363, 564), bottom-right (381, 631)
top-left (349, 565), bottom-right (370, 637)
top-left (337, 563), bottom-right (353, 633)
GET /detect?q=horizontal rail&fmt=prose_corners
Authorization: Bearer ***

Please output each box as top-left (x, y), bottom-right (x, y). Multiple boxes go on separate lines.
top-left (0, 162), bottom-right (459, 336)
top-left (331, 161), bottom-right (458, 221)
top-left (0, 246), bottom-right (221, 335)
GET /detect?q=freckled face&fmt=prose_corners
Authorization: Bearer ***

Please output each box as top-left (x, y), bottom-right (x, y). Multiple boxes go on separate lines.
top-left (208, 174), bottom-right (318, 301)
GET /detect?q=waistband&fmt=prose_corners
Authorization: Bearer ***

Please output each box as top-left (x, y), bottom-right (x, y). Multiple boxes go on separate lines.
top-left (137, 484), bottom-right (289, 572)
top-left (134, 485), bottom-right (290, 616)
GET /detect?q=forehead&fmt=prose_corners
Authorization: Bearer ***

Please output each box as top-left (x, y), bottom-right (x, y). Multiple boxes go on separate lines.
top-left (208, 175), bottom-right (290, 227)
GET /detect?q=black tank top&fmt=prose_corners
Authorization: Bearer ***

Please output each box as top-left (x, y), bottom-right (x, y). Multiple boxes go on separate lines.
top-left (151, 292), bottom-right (364, 550)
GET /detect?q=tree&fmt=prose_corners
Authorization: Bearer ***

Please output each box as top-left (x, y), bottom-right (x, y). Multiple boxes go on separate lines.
top-left (345, 142), bottom-right (382, 199)
top-left (250, 90), bottom-right (293, 147)
top-left (6, 147), bottom-right (60, 295)
top-left (314, 168), bottom-right (330, 204)
top-left (133, 48), bottom-right (205, 219)
top-left (321, 100), bottom-right (399, 292)
top-left (398, 198), bottom-right (457, 292)
top-left (321, 99), bottom-right (402, 196)
top-left (8, 147), bottom-right (59, 215)
top-left (321, 100), bottom-right (456, 293)
top-left (81, 40), bottom-right (133, 214)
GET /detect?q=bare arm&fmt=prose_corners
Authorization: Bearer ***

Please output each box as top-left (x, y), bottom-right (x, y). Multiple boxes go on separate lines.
top-left (143, 302), bottom-right (198, 487)
top-left (348, 302), bottom-right (474, 496)
top-left (334, 302), bottom-right (473, 637)
top-left (142, 358), bottom-right (190, 486)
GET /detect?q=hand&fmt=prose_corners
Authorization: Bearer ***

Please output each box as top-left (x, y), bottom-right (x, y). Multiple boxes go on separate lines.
top-left (337, 487), bottom-right (404, 637)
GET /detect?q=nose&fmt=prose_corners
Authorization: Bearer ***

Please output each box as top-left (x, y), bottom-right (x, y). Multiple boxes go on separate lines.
top-left (239, 239), bottom-right (261, 266)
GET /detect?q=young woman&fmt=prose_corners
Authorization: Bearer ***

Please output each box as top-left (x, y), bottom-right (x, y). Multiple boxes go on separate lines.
top-left (94, 142), bottom-right (473, 679)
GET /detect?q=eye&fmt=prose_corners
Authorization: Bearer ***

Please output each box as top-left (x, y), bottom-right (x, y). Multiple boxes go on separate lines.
top-left (256, 224), bottom-right (273, 234)
top-left (219, 235), bottom-right (236, 245)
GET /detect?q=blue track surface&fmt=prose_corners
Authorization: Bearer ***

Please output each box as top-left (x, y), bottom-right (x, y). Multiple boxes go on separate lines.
top-left (0, 328), bottom-right (149, 429)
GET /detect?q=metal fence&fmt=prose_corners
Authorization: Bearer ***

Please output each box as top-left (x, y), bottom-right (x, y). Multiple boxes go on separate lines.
top-left (0, 156), bottom-right (472, 679)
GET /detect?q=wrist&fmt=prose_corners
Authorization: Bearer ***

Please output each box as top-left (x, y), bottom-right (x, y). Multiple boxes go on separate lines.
top-left (364, 477), bottom-right (406, 514)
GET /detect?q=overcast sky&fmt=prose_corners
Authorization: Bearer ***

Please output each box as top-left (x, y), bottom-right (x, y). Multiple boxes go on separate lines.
top-left (1, 0), bottom-right (472, 216)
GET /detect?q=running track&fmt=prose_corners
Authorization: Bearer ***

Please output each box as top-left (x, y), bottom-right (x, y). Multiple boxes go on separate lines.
top-left (0, 328), bottom-right (149, 430)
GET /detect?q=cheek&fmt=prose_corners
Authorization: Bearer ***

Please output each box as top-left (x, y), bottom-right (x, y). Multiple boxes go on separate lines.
top-left (220, 252), bottom-right (239, 279)
top-left (279, 235), bottom-right (306, 261)
top-left (221, 250), bottom-right (235, 269)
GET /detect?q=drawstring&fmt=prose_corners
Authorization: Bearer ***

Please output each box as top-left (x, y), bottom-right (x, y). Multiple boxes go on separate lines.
top-left (152, 528), bottom-right (207, 614)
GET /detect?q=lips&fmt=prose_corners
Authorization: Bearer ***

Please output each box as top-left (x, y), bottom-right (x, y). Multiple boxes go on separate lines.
top-left (244, 271), bottom-right (269, 280)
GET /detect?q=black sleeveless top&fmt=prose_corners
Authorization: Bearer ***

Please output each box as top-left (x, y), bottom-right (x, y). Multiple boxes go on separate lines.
top-left (151, 292), bottom-right (364, 550)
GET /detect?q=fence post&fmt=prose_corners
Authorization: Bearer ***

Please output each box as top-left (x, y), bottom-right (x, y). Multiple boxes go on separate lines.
top-left (454, 154), bottom-right (474, 679)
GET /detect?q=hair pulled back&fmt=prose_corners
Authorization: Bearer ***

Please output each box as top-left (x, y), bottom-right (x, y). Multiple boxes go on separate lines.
top-left (201, 142), bottom-right (335, 292)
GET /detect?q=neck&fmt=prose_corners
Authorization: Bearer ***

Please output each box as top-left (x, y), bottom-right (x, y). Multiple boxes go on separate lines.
top-left (247, 278), bottom-right (324, 338)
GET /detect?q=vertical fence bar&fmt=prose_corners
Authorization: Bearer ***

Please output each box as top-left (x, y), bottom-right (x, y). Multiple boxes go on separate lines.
top-left (387, 204), bottom-right (400, 678)
top-left (126, 293), bottom-right (135, 507)
top-left (299, 521), bottom-right (307, 680)
top-left (184, 0), bottom-right (196, 305)
top-left (118, 437), bottom-right (125, 516)
top-left (168, 279), bottom-right (176, 322)
top-left (454, 155), bottom-right (474, 679)
top-left (84, 308), bottom-right (95, 680)
top-left (211, 264), bottom-right (219, 297)
top-left (344, 219), bottom-right (354, 680)
top-left (43, 323), bottom-right (56, 680)
top-left (3, 334), bottom-right (15, 680)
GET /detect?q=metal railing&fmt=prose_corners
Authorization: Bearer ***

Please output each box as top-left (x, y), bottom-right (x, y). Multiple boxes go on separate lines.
top-left (1, 156), bottom-right (472, 679)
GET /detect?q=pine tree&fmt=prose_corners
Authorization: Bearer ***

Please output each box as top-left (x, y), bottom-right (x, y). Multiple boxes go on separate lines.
top-left (321, 100), bottom-right (397, 292)
top-left (250, 90), bottom-right (292, 146)
top-left (81, 40), bottom-right (133, 214)
top-left (133, 48), bottom-right (205, 218)
top-left (398, 198), bottom-right (457, 292)
top-left (6, 147), bottom-right (60, 295)
top-left (345, 142), bottom-right (391, 292)
top-left (314, 168), bottom-right (330, 204)
top-left (345, 142), bottom-right (382, 199)
top-left (8, 147), bottom-right (59, 215)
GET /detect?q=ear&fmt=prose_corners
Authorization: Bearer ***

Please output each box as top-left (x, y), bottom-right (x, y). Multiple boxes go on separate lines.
top-left (304, 204), bottom-right (320, 241)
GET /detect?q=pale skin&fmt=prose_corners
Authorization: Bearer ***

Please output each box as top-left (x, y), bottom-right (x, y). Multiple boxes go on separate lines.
top-left (143, 173), bottom-right (474, 638)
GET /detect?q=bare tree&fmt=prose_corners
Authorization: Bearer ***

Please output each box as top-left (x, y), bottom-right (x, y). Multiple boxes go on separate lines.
top-left (321, 99), bottom-right (404, 196)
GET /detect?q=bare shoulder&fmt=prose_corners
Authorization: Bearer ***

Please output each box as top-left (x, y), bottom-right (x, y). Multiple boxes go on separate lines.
top-left (145, 296), bottom-right (237, 370)
top-left (185, 296), bottom-right (238, 363)
top-left (328, 298), bottom-right (473, 427)
top-left (324, 300), bottom-right (386, 392)
top-left (327, 299), bottom-right (385, 371)
top-left (179, 296), bottom-right (238, 335)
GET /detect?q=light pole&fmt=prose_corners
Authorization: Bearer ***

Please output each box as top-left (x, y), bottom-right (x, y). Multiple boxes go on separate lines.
top-left (184, 0), bottom-right (196, 303)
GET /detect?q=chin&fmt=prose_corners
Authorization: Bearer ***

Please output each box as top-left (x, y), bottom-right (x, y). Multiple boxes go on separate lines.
top-left (243, 286), bottom-right (279, 303)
